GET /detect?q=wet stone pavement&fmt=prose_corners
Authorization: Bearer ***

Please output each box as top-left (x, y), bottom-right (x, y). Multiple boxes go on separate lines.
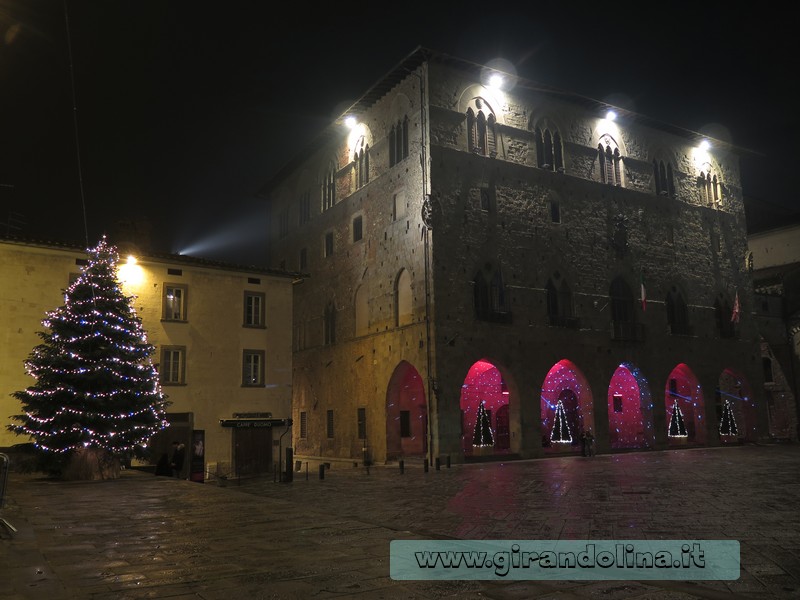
top-left (1, 445), bottom-right (800, 599)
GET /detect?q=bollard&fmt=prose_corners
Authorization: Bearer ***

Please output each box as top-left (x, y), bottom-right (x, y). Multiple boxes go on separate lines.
top-left (446, 454), bottom-right (451, 468)
top-left (399, 459), bottom-right (404, 474)
top-left (424, 458), bottom-right (429, 473)
top-left (306, 462), bottom-right (309, 480)
top-left (319, 464), bottom-right (325, 480)
top-left (284, 448), bottom-right (293, 483)
top-left (435, 457), bottom-right (441, 471)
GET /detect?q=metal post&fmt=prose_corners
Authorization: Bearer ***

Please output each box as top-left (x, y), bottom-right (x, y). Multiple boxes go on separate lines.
top-left (319, 464), bottom-right (325, 480)
top-left (446, 454), bottom-right (451, 468)
top-left (399, 459), bottom-right (404, 474)
top-left (435, 457), bottom-right (441, 471)
top-left (424, 458), bottom-right (429, 473)
top-left (284, 448), bottom-right (293, 483)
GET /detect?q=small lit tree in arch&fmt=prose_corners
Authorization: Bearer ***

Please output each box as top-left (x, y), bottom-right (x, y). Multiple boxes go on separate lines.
top-left (550, 398), bottom-right (572, 443)
top-left (719, 398), bottom-right (738, 436)
top-left (8, 237), bottom-right (170, 479)
top-left (472, 401), bottom-right (494, 447)
top-left (668, 399), bottom-right (687, 437)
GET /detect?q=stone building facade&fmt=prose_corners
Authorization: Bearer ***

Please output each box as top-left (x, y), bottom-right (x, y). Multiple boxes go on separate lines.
top-left (748, 222), bottom-right (800, 440)
top-left (263, 48), bottom-right (767, 465)
top-left (0, 236), bottom-right (295, 479)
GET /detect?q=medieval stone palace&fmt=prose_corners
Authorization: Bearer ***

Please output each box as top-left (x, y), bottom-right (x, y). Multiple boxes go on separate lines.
top-left (262, 47), bottom-right (765, 465)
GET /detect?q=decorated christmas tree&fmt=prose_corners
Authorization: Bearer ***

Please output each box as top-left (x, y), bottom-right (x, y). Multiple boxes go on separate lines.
top-left (550, 398), bottom-right (572, 443)
top-left (472, 401), bottom-right (494, 447)
top-left (668, 399), bottom-right (687, 437)
top-left (719, 398), bottom-right (738, 436)
top-left (8, 237), bottom-right (169, 478)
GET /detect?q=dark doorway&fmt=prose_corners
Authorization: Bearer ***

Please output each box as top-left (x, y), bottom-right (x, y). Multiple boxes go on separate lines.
top-left (234, 428), bottom-right (272, 477)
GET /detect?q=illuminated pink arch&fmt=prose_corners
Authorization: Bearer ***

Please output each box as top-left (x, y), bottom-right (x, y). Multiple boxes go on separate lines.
top-left (540, 359), bottom-right (594, 453)
top-left (460, 359), bottom-right (511, 457)
top-left (607, 363), bottom-right (655, 449)
top-left (717, 368), bottom-right (757, 443)
top-left (665, 363), bottom-right (707, 445)
top-left (385, 361), bottom-right (427, 459)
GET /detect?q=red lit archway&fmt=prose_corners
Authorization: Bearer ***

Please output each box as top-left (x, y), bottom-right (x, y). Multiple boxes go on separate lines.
top-left (540, 359), bottom-right (594, 453)
top-left (717, 369), bottom-right (757, 443)
top-left (386, 361), bottom-right (427, 459)
top-left (460, 359), bottom-right (511, 457)
top-left (665, 363), bottom-right (707, 446)
top-left (607, 363), bottom-right (655, 449)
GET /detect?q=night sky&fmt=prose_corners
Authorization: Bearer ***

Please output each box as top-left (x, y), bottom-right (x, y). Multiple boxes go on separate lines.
top-left (1, 1), bottom-right (797, 266)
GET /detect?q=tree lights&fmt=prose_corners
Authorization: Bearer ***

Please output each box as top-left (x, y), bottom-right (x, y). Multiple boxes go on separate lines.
top-left (472, 401), bottom-right (494, 447)
top-left (668, 399), bottom-right (688, 437)
top-left (719, 398), bottom-right (738, 437)
top-left (8, 237), bottom-right (170, 476)
top-left (550, 398), bottom-right (572, 444)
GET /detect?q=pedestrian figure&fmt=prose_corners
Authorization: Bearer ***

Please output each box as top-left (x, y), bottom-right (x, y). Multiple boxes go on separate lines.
top-left (154, 453), bottom-right (171, 476)
top-left (170, 441), bottom-right (186, 478)
top-left (580, 430), bottom-right (587, 456)
top-left (585, 429), bottom-right (595, 457)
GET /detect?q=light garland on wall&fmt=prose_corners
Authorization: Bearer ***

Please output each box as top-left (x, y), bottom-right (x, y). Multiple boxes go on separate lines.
top-left (8, 237), bottom-right (170, 460)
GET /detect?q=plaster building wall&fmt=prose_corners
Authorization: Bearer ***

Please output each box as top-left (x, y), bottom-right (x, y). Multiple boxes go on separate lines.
top-left (264, 49), bottom-right (766, 465)
top-left (0, 238), bottom-right (294, 478)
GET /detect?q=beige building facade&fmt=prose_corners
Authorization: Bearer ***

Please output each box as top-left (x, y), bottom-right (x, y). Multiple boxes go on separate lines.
top-left (1, 236), bottom-right (295, 479)
top-left (265, 48), bottom-right (767, 465)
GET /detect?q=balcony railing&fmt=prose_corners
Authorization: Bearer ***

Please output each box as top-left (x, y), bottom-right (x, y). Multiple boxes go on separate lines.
top-left (667, 323), bottom-right (694, 336)
top-left (548, 315), bottom-right (581, 329)
top-left (610, 321), bottom-right (645, 342)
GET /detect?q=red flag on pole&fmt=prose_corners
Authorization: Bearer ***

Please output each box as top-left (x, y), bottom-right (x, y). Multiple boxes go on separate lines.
top-left (731, 290), bottom-right (741, 324)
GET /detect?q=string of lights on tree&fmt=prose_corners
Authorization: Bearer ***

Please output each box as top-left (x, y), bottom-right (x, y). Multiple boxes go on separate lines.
top-left (668, 399), bottom-right (688, 437)
top-left (8, 237), bottom-right (170, 463)
top-left (719, 398), bottom-right (738, 436)
top-left (472, 401), bottom-right (494, 447)
top-left (549, 398), bottom-right (572, 444)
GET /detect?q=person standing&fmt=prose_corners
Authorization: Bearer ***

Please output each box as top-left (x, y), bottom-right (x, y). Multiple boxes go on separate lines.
top-left (585, 430), bottom-right (596, 457)
top-left (170, 441), bottom-right (186, 478)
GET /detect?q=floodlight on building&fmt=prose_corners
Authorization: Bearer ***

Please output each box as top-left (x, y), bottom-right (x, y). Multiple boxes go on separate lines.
top-left (344, 116), bottom-right (357, 129)
top-left (118, 255), bottom-right (144, 286)
top-left (699, 139), bottom-right (711, 151)
top-left (488, 73), bottom-right (503, 89)
top-left (606, 110), bottom-right (617, 121)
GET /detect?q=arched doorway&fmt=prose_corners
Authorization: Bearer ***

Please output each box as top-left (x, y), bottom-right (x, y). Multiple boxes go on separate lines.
top-left (665, 363), bottom-right (707, 446)
top-left (385, 361), bottom-right (427, 460)
top-left (717, 369), bottom-right (757, 443)
top-left (460, 359), bottom-right (511, 457)
top-left (607, 363), bottom-right (655, 449)
top-left (540, 359), bottom-right (594, 454)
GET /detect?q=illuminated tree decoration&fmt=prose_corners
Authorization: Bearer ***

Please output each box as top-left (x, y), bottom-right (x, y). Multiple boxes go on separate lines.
top-left (550, 398), bottom-right (572, 443)
top-left (667, 399), bottom-right (687, 437)
top-left (719, 398), bottom-right (738, 436)
top-left (8, 237), bottom-right (170, 476)
top-left (472, 401), bottom-right (494, 447)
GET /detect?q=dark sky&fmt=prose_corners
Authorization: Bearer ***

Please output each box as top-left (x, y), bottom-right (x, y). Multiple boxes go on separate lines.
top-left (1, 1), bottom-right (797, 266)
